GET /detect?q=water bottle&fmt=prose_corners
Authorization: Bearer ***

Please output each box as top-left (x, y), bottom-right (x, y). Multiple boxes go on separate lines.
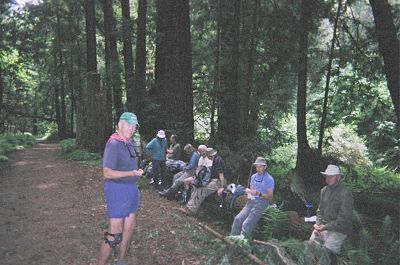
top-left (305, 201), bottom-right (313, 218)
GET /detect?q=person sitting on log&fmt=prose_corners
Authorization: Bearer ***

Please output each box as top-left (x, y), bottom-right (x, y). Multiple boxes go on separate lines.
top-left (229, 157), bottom-right (275, 240)
top-left (306, 165), bottom-right (353, 265)
top-left (179, 145), bottom-right (213, 204)
top-left (158, 144), bottom-right (206, 201)
top-left (181, 147), bottom-right (225, 215)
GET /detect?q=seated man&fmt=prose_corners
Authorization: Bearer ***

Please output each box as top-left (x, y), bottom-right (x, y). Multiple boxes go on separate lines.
top-left (230, 157), bottom-right (274, 239)
top-left (308, 165), bottom-right (353, 265)
top-left (182, 148), bottom-right (225, 215)
top-left (180, 144), bottom-right (213, 203)
top-left (158, 144), bottom-right (207, 200)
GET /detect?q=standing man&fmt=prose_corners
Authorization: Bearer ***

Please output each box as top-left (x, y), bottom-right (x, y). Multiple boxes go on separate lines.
top-left (309, 165), bottom-right (353, 264)
top-left (145, 130), bottom-right (168, 189)
top-left (230, 157), bottom-right (274, 240)
top-left (98, 112), bottom-right (143, 265)
top-left (166, 134), bottom-right (182, 161)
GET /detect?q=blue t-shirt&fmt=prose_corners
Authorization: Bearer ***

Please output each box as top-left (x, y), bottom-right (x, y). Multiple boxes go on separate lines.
top-left (145, 137), bottom-right (168, 161)
top-left (103, 138), bottom-right (138, 184)
top-left (250, 172), bottom-right (274, 200)
top-left (186, 151), bottom-right (201, 171)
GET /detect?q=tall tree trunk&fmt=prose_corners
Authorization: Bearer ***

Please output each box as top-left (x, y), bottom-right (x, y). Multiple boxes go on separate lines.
top-left (296, 0), bottom-right (323, 191)
top-left (369, 0), bottom-right (400, 126)
top-left (79, 0), bottom-right (108, 153)
top-left (317, 0), bottom-right (342, 155)
top-left (121, 0), bottom-right (135, 113)
top-left (74, 13), bottom-right (85, 144)
top-left (56, 10), bottom-right (67, 139)
top-left (0, 67), bottom-right (4, 132)
top-left (217, 0), bottom-right (241, 148)
top-left (67, 52), bottom-right (75, 137)
top-left (104, 0), bottom-right (124, 124)
top-left (154, 0), bottom-right (194, 144)
top-left (244, 0), bottom-right (260, 135)
top-left (33, 91), bottom-right (38, 135)
top-left (210, 0), bottom-right (222, 142)
top-left (134, 0), bottom-right (147, 118)
top-left (52, 48), bottom-right (62, 139)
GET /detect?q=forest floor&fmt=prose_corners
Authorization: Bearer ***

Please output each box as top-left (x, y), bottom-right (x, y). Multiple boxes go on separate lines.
top-left (0, 141), bottom-right (247, 265)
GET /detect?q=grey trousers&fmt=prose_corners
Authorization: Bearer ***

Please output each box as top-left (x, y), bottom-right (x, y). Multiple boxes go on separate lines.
top-left (230, 198), bottom-right (268, 237)
top-left (186, 179), bottom-right (220, 213)
top-left (310, 230), bottom-right (347, 255)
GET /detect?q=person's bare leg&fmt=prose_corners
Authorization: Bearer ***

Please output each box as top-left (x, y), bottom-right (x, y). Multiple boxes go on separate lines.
top-left (118, 213), bottom-right (136, 261)
top-left (98, 218), bottom-right (124, 265)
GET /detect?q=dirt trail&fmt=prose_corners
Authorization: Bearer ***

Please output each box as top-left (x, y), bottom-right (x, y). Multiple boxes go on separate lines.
top-left (0, 142), bottom-right (220, 265)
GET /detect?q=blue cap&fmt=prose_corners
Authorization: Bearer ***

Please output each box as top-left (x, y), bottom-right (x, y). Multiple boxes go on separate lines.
top-left (119, 112), bottom-right (139, 126)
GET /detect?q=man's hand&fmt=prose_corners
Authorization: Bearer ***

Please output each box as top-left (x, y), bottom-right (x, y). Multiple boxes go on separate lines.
top-left (313, 224), bottom-right (326, 235)
top-left (133, 169), bottom-right (144, 177)
top-left (245, 188), bottom-right (258, 196)
top-left (217, 188), bottom-right (225, 196)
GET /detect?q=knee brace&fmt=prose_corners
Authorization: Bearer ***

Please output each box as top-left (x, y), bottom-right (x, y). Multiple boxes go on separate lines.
top-left (104, 232), bottom-right (122, 249)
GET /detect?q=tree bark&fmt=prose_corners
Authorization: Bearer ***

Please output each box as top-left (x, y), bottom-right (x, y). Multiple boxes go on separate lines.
top-left (104, 0), bottom-right (124, 124)
top-left (79, 0), bottom-right (108, 153)
top-left (155, 0), bottom-right (194, 144)
top-left (210, 0), bottom-right (222, 142)
top-left (369, 0), bottom-right (400, 126)
top-left (217, 0), bottom-right (242, 148)
top-left (0, 67), bottom-right (4, 132)
top-left (317, 0), bottom-right (342, 155)
top-left (244, 0), bottom-right (260, 135)
top-left (134, 0), bottom-right (147, 118)
top-left (56, 10), bottom-right (67, 139)
top-left (296, 0), bottom-right (322, 190)
top-left (120, 0), bottom-right (135, 113)
top-left (52, 48), bottom-right (62, 139)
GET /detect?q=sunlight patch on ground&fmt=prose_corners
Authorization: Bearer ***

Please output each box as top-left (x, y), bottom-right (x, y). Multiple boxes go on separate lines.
top-left (35, 182), bottom-right (57, 190)
top-left (12, 161), bottom-right (33, 166)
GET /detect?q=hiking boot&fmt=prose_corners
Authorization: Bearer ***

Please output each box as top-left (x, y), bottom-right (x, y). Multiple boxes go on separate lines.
top-left (178, 190), bottom-right (187, 204)
top-left (227, 234), bottom-right (245, 242)
top-left (158, 187), bottom-right (176, 197)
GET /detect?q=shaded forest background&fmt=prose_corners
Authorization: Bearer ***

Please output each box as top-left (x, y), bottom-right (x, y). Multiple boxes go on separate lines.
top-left (1, 0), bottom-right (398, 184)
top-left (0, 0), bottom-right (399, 264)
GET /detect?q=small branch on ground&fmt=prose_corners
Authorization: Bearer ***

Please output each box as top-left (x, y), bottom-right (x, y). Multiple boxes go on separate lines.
top-left (196, 222), bottom-right (266, 265)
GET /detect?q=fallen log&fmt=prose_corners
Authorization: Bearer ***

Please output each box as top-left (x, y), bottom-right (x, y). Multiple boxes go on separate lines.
top-left (196, 222), bottom-right (266, 265)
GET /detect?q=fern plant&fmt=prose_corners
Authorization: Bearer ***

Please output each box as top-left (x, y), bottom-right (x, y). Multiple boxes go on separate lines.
top-left (261, 207), bottom-right (288, 240)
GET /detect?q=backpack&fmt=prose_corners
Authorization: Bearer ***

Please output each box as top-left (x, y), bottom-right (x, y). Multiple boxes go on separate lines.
top-left (194, 166), bottom-right (212, 187)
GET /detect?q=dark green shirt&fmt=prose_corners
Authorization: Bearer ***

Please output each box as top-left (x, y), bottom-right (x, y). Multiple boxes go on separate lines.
top-left (316, 182), bottom-right (353, 235)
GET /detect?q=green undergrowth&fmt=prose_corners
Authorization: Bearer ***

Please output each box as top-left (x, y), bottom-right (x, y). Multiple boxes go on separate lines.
top-left (0, 133), bottom-right (36, 170)
top-left (59, 138), bottom-right (101, 165)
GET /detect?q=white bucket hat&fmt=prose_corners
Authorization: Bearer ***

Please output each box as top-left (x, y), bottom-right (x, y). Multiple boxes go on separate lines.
top-left (253, 157), bottom-right (267, 167)
top-left (157, 130), bottom-right (166, 138)
top-left (321, 165), bottom-right (341, 176)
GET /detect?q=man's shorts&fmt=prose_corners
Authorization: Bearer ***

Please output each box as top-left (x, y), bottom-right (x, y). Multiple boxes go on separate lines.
top-left (104, 182), bottom-right (140, 218)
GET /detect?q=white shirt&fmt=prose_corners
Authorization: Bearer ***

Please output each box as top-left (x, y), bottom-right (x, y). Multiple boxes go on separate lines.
top-left (198, 156), bottom-right (213, 168)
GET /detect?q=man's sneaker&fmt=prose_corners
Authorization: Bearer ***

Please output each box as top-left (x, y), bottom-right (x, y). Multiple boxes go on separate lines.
top-left (227, 234), bottom-right (245, 242)
top-left (149, 178), bottom-right (155, 185)
top-left (116, 259), bottom-right (126, 265)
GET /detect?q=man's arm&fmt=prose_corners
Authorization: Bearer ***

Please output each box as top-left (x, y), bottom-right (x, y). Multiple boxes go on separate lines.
top-left (103, 167), bottom-right (143, 179)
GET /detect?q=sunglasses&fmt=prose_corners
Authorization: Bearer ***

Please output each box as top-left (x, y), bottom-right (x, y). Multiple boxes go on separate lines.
top-left (254, 174), bottom-right (264, 182)
top-left (125, 144), bottom-right (137, 158)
